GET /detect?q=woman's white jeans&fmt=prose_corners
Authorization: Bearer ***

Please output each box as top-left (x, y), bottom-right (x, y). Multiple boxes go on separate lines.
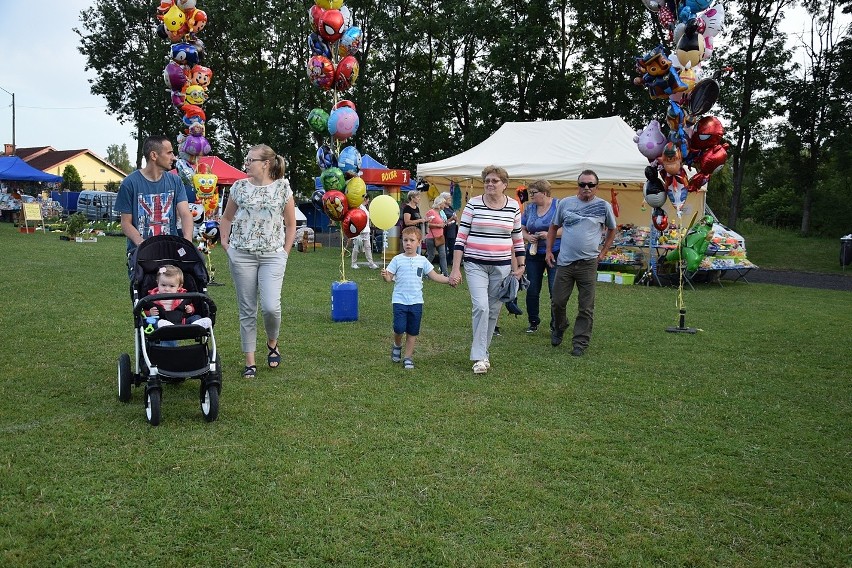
top-left (464, 261), bottom-right (510, 361)
top-left (227, 247), bottom-right (288, 354)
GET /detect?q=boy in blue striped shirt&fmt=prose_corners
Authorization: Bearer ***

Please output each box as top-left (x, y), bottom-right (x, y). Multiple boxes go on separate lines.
top-left (382, 226), bottom-right (453, 369)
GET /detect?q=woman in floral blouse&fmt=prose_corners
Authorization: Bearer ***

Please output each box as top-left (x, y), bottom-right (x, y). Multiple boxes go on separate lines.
top-left (220, 144), bottom-right (297, 378)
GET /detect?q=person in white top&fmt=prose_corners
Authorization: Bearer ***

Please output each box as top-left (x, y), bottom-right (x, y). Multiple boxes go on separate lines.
top-left (219, 144), bottom-right (297, 378)
top-left (351, 195), bottom-right (378, 269)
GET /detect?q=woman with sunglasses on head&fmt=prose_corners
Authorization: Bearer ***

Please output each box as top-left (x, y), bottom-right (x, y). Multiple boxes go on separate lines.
top-left (521, 179), bottom-right (562, 334)
top-left (220, 144), bottom-right (297, 378)
top-left (449, 165), bottom-right (525, 375)
top-left (545, 170), bottom-right (617, 358)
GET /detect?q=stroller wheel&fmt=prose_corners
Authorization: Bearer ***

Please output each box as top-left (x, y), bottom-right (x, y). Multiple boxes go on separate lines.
top-left (200, 382), bottom-right (219, 422)
top-left (146, 388), bottom-right (162, 426)
top-left (117, 353), bottom-right (132, 403)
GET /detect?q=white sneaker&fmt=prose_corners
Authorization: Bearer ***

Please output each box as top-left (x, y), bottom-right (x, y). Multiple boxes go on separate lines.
top-left (192, 317), bottom-right (213, 329)
top-left (351, 264), bottom-right (359, 269)
top-left (472, 360), bottom-right (489, 374)
top-left (368, 263), bottom-right (378, 269)
top-left (157, 320), bottom-right (174, 328)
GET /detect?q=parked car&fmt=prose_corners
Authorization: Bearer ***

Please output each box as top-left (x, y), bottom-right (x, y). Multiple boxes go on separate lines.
top-left (77, 190), bottom-right (119, 222)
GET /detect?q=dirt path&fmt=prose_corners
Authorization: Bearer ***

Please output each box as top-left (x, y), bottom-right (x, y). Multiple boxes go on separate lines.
top-left (722, 268), bottom-right (852, 291)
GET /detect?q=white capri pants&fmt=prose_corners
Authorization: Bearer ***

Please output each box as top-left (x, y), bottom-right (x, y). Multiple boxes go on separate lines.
top-left (227, 247), bottom-right (289, 353)
top-left (464, 261), bottom-right (511, 361)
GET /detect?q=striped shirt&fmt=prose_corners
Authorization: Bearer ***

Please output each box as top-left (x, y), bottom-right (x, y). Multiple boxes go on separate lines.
top-left (455, 195), bottom-right (525, 265)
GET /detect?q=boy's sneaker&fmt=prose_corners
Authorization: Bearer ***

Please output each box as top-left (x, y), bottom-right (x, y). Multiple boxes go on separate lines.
top-left (351, 264), bottom-right (359, 269)
top-left (526, 323), bottom-right (539, 333)
top-left (493, 326), bottom-right (501, 337)
top-left (403, 358), bottom-right (415, 370)
top-left (391, 343), bottom-right (402, 363)
top-left (368, 263), bottom-right (378, 269)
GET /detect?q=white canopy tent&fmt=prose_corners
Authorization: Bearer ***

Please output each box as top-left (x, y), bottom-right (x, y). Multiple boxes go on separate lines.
top-left (416, 116), bottom-right (705, 226)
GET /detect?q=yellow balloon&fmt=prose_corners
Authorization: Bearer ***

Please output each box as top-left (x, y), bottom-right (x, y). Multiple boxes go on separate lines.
top-left (345, 176), bottom-right (366, 208)
top-left (316, 0), bottom-right (344, 8)
top-left (369, 194), bottom-right (400, 230)
top-left (163, 5), bottom-right (186, 32)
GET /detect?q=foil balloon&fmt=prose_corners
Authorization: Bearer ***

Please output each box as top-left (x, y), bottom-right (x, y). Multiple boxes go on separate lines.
top-left (311, 189), bottom-right (325, 210)
top-left (308, 32), bottom-right (331, 58)
top-left (652, 207), bottom-right (669, 231)
top-left (187, 9), bottom-right (207, 33)
top-left (328, 107), bottom-right (359, 141)
top-left (338, 146), bottom-right (362, 175)
top-left (333, 99), bottom-right (356, 112)
top-left (316, 144), bottom-right (337, 170)
top-left (171, 43), bottom-right (199, 67)
top-left (322, 189), bottom-right (348, 222)
top-left (306, 55), bottom-right (335, 90)
top-left (684, 79), bottom-right (720, 121)
top-left (163, 61), bottom-right (187, 91)
top-left (309, 5), bottom-right (325, 33)
top-left (184, 84), bottom-right (206, 105)
top-left (320, 167), bottom-right (347, 192)
top-left (193, 171), bottom-right (218, 197)
top-left (189, 65), bottom-right (213, 89)
top-left (666, 215), bottom-right (714, 271)
top-left (345, 176), bottom-right (367, 208)
top-left (338, 26), bottom-right (363, 58)
top-left (643, 166), bottom-right (668, 208)
top-left (675, 18), bottom-right (705, 69)
top-left (699, 3), bottom-right (725, 38)
top-left (163, 4), bottom-right (186, 32)
top-left (342, 206), bottom-right (368, 238)
top-left (175, 158), bottom-right (196, 186)
top-left (202, 192), bottom-right (219, 216)
top-left (316, 0), bottom-right (344, 9)
top-left (334, 55), bottom-right (359, 91)
top-left (202, 220), bottom-right (220, 244)
top-left (307, 108), bottom-right (330, 134)
top-left (318, 10), bottom-right (345, 43)
top-left (634, 119), bottom-right (666, 161)
top-left (689, 116), bottom-right (724, 151)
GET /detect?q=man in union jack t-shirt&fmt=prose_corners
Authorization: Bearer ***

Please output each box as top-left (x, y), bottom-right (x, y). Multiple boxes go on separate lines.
top-left (115, 135), bottom-right (194, 254)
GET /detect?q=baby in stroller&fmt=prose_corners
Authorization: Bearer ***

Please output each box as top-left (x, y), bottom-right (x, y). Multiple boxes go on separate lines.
top-left (118, 235), bottom-right (221, 426)
top-left (146, 264), bottom-right (212, 330)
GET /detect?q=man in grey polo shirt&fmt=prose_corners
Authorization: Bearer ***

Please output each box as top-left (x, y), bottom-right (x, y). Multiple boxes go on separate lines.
top-left (545, 170), bottom-right (617, 357)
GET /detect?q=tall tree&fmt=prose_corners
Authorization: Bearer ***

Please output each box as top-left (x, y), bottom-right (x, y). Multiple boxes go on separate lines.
top-left (782, 0), bottom-right (850, 235)
top-left (106, 143), bottom-right (132, 174)
top-left (715, 0), bottom-right (797, 229)
top-left (62, 164), bottom-right (83, 191)
top-left (76, 1), bottom-right (176, 168)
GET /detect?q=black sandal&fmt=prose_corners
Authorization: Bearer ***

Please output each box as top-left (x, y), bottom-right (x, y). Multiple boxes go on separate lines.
top-left (267, 342), bottom-right (281, 368)
top-left (242, 365), bottom-right (257, 378)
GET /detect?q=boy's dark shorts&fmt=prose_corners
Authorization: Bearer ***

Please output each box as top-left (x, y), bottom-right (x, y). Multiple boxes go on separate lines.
top-left (393, 303), bottom-right (423, 336)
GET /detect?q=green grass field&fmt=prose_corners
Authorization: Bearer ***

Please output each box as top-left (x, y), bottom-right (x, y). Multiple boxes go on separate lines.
top-left (0, 222), bottom-right (849, 566)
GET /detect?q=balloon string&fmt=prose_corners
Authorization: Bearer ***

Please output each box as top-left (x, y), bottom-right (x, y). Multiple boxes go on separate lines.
top-left (340, 224), bottom-right (347, 282)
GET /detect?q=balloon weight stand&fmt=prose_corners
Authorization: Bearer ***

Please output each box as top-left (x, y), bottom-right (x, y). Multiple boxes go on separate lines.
top-left (666, 308), bottom-right (697, 334)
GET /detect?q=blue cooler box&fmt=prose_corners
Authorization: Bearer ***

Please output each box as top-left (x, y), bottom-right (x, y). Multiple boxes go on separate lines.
top-left (331, 281), bottom-right (359, 322)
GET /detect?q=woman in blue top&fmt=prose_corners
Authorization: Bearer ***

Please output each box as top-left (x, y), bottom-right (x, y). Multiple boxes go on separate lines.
top-left (521, 180), bottom-right (561, 333)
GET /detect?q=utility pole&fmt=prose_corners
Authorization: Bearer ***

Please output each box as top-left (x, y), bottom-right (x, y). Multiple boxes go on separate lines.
top-left (0, 86), bottom-right (14, 154)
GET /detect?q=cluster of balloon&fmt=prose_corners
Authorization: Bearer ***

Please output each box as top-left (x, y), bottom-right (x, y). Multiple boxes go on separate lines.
top-left (634, 1), bottom-right (730, 217)
top-left (155, 0), bottom-right (220, 266)
top-left (305, 0), bottom-right (368, 249)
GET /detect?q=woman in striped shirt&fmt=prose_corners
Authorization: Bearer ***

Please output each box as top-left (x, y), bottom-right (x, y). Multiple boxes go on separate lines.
top-left (449, 165), bottom-right (526, 374)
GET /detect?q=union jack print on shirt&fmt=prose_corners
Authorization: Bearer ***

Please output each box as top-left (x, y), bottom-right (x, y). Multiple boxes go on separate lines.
top-left (137, 192), bottom-right (175, 238)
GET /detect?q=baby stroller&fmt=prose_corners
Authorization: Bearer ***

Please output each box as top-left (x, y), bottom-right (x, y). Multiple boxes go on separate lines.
top-left (117, 235), bottom-right (221, 425)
